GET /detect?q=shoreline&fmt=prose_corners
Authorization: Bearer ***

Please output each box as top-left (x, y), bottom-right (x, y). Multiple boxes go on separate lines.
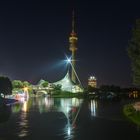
top-left (3, 98), bottom-right (18, 106)
top-left (123, 104), bottom-right (140, 126)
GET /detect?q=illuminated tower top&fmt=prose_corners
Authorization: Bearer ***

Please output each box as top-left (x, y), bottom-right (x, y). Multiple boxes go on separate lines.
top-left (69, 10), bottom-right (78, 42)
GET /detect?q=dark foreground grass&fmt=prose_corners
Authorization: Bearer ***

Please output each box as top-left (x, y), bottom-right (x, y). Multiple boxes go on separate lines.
top-left (123, 104), bottom-right (140, 125)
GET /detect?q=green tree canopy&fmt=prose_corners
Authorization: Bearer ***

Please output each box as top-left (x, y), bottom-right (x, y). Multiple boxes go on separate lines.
top-left (128, 19), bottom-right (140, 86)
top-left (54, 84), bottom-right (62, 91)
top-left (0, 76), bottom-right (12, 98)
top-left (12, 80), bottom-right (23, 89)
top-left (23, 81), bottom-right (31, 87)
top-left (42, 81), bottom-right (48, 87)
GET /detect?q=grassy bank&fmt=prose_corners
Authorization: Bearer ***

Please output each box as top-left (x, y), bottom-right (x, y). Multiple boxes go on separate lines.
top-left (51, 91), bottom-right (85, 98)
top-left (123, 104), bottom-right (140, 125)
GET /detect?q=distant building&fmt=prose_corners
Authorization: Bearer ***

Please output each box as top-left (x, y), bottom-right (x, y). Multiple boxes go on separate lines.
top-left (88, 76), bottom-right (97, 88)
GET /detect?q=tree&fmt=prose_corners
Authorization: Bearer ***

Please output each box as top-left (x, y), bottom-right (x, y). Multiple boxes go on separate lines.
top-left (128, 19), bottom-right (140, 86)
top-left (87, 85), bottom-right (98, 92)
top-left (12, 80), bottom-right (23, 89)
top-left (23, 81), bottom-right (30, 87)
top-left (54, 84), bottom-right (62, 91)
top-left (52, 84), bottom-right (62, 95)
top-left (0, 76), bottom-right (12, 98)
top-left (100, 85), bottom-right (120, 93)
top-left (42, 81), bottom-right (49, 87)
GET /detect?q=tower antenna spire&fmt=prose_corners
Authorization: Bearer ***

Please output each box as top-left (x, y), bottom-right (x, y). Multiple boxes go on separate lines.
top-left (72, 9), bottom-right (75, 33)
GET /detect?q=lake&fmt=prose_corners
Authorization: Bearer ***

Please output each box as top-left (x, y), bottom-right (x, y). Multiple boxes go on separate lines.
top-left (0, 97), bottom-right (140, 140)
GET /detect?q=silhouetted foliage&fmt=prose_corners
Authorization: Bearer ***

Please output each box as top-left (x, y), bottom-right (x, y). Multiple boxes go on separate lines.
top-left (54, 84), bottom-right (62, 91)
top-left (87, 85), bottom-right (98, 92)
top-left (12, 80), bottom-right (23, 89)
top-left (42, 81), bottom-right (49, 87)
top-left (100, 85), bottom-right (121, 93)
top-left (128, 19), bottom-right (140, 86)
top-left (12, 80), bottom-right (31, 88)
top-left (51, 84), bottom-right (62, 95)
top-left (23, 81), bottom-right (31, 87)
top-left (0, 76), bottom-right (12, 98)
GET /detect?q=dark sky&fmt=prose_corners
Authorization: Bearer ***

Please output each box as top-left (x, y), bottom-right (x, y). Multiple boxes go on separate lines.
top-left (0, 0), bottom-right (140, 87)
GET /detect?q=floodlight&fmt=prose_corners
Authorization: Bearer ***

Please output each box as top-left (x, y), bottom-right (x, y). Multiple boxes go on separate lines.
top-left (67, 58), bottom-right (71, 63)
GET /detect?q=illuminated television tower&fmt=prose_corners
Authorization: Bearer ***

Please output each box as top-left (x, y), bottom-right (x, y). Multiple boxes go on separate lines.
top-left (69, 10), bottom-right (78, 83)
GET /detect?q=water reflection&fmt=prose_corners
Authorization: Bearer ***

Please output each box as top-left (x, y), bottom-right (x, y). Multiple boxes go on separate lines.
top-left (64, 123), bottom-right (74, 140)
top-left (0, 105), bottom-right (11, 123)
top-left (18, 99), bottom-right (29, 138)
top-left (57, 98), bottom-right (83, 140)
top-left (1, 98), bottom-right (140, 140)
top-left (89, 100), bottom-right (98, 117)
top-left (10, 97), bottom-right (83, 140)
top-left (43, 97), bottom-right (83, 139)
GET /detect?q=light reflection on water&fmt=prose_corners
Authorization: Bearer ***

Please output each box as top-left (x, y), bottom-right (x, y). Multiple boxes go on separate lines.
top-left (11, 97), bottom-right (83, 140)
top-left (18, 100), bottom-right (29, 138)
top-left (63, 123), bottom-right (75, 140)
top-left (44, 97), bottom-right (83, 140)
top-left (89, 100), bottom-right (98, 117)
top-left (1, 98), bottom-right (140, 140)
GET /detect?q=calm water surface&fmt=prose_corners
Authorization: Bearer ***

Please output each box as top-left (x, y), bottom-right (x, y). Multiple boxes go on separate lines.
top-left (0, 97), bottom-right (140, 140)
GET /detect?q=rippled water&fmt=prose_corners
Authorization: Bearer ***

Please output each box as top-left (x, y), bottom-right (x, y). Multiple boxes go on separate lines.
top-left (0, 97), bottom-right (83, 140)
top-left (0, 97), bottom-right (140, 140)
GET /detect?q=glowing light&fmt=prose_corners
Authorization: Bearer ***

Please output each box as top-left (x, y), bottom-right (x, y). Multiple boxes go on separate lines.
top-left (67, 58), bottom-right (71, 63)
top-left (90, 100), bottom-right (97, 117)
top-left (88, 76), bottom-right (97, 88)
top-left (23, 87), bottom-right (28, 92)
top-left (23, 87), bottom-right (29, 100)
top-left (22, 101), bottom-right (28, 112)
top-left (89, 76), bottom-right (96, 80)
top-left (18, 101), bottom-right (29, 138)
top-left (64, 54), bottom-right (72, 64)
top-left (65, 56), bottom-right (72, 64)
top-left (67, 126), bottom-right (71, 136)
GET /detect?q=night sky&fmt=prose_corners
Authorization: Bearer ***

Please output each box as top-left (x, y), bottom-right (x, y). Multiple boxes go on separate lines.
top-left (0, 0), bottom-right (140, 87)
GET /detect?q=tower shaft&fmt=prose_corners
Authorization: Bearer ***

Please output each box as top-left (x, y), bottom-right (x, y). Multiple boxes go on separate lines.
top-left (71, 47), bottom-right (76, 83)
top-left (69, 10), bottom-right (78, 83)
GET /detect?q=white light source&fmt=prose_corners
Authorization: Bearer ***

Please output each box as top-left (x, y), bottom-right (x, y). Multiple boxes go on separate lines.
top-left (67, 58), bottom-right (71, 63)
top-left (67, 126), bottom-right (71, 136)
top-left (89, 76), bottom-right (96, 80)
top-left (65, 55), bottom-right (72, 64)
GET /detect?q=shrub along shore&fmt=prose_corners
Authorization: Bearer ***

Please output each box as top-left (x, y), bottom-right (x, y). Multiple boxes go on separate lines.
top-left (123, 104), bottom-right (140, 125)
